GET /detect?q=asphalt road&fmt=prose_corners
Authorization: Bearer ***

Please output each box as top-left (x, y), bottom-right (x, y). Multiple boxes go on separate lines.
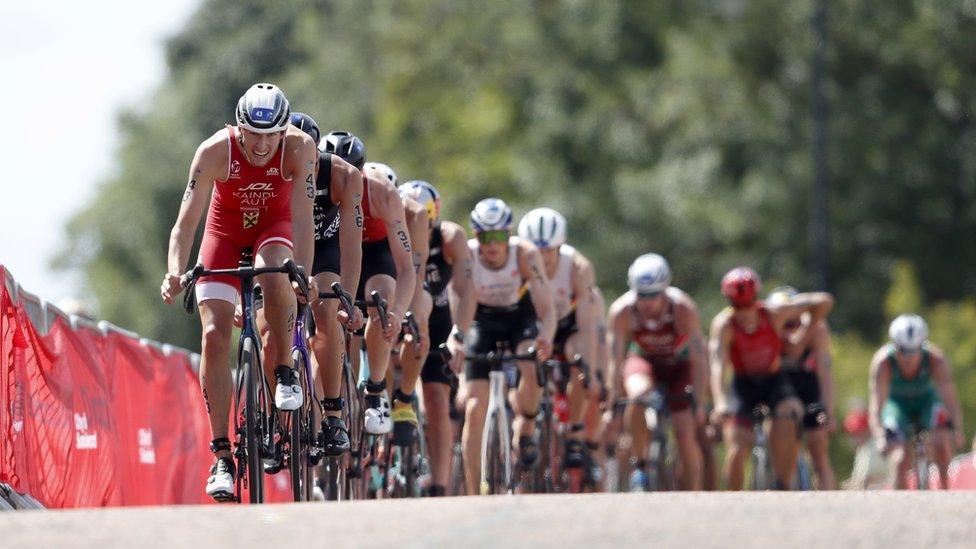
top-left (2, 492), bottom-right (974, 548)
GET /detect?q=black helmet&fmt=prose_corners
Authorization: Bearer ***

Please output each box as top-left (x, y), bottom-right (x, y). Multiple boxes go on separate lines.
top-left (235, 83), bottom-right (290, 133)
top-left (320, 131), bottom-right (366, 170)
top-left (289, 112), bottom-right (320, 144)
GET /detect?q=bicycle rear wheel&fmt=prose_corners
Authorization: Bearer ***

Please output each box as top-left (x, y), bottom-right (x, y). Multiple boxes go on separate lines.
top-left (242, 337), bottom-right (265, 503)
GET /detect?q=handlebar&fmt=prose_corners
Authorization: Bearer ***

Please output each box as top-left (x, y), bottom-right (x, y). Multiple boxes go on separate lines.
top-left (437, 343), bottom-right (536, 365)
top-left (181, 259), bottom-right (307, 315)
top-left (317, 283), bottom-right (356, 321)
top-left (401, 311), bottom-right (420, 342)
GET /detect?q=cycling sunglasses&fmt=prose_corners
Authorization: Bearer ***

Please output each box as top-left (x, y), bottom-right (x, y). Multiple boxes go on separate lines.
top-left (636, 290), bottom-right (663, 299)
top-left (784, 319), bottom-right (801, 331)
top-left (895, 345), bottom-right (921, 355)
top-left (477, 230), bottom-right (509, 244)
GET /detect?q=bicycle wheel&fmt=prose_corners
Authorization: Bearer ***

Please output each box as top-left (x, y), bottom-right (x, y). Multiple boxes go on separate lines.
top-left (242, 336), bottom-right (265, 503)
top-left (290, 348), bottom-right (314, 502)
top-left (751, 445), bottom-right (770, 491)
top-left (483, 410), bottom-right (507, 494)
top-left (341, 362), bottom-right (366, 500)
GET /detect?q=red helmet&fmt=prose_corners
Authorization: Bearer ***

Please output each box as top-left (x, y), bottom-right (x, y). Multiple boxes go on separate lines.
top-left (721, 267), bottom-right (761, 307)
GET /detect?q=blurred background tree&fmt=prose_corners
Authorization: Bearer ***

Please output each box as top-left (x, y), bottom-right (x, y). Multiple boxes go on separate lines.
top-left (55, 0), bottom-right (976, 480)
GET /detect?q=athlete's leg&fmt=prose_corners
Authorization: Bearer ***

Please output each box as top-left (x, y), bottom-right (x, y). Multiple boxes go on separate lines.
top-left (623, 356), bottom-right (653, 465)
top-left (363, 274), bottom-right (397, 384)
top-left (423, 381), bottom-right (453, 492)
top-left (672, 408), bottom-right (703, 490)
top-left (255, 244), bottom-right (300, 409)
top-left (929, 428), bottom-right (952, 489)
top-left (511, 338), bottom-right (543, 447)
top-left (398, 291), bottom-right (432, 396)
top-left (198, 298), bottom-right (236, 457)
top-left (770, 396), bottom-right (803, 488)
top-left (311, 272), bottom-right (343, 408)
top-left (462, 379), bottom-right (490, 495)
top-left (723, 421), bottom-right (755, 491)
top-left (805, 426), bottom-right (836, 489)
top-left (697, 422), bottom-right (719, 491)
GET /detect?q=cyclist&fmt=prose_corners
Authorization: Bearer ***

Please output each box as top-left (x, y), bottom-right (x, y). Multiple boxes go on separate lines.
top-left (363, 163), bottom-right (431, 446)
top-left (288, 116), bottom-right (365, 456)
top-left (516, 207), bottom-right (598, 473)
top-left (159, 83), bottom-right (318, 500)
top-left (607, 253), bottom-right (707, 491)
top-left (462, 198), bottom-right (555, 495)
top-left (710, 267), bottom-right (833, 491)
top-left (398, 180), bottom-right (476, 496)
top-left (767, 285), bottom-right (836, 489)
top-left (318, 138), bottom-right (416, 436)
top-left (869, 314), bottom-right (965, 489)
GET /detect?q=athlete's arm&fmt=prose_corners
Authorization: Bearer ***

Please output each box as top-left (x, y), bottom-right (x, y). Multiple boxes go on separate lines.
top-left (811, 320), bottom-right (836, 431)
top-left (572, 255), bottom-right (598, 371)
top-left (443, 222), bottom-right (476, 368)
top-left (675, 293), bottom-right (707, 417)
top-left (928, 344), bottom-right (964, 447)
top-left (285, 130), bottom-right (318, 275)
top-left (332, 155), bottom-right (364, 300)
top-left (521, 241), bottom-right (556, 361)
top-left (403, 197), bottom-right (430, 304)
top-left (709, 311), bottom-right (734, 414)
top-left (374, 179), bottom-right (416, 337)
top-left (161, 132), bottom-right (224, 303)
top-left (770, 292), bottom-right (834, 329)
top-left (606, 294), bottom-right (632, 404)
top-left (868, 349), bottom-right (891, 445)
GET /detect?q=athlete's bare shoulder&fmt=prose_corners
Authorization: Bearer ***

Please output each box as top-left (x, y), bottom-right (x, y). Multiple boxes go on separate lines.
top-left (710, 307), bottom-right (734, 334)
top-left (366, 173), bottom-right (402, 218)
top-left (194, 128), bottom-right (231, 176)
top-left (608, 291), bottom-right (635, 319)
top-left (440, 220), bottom-right (466, 242)
top-left (667, 287), bottom-right (699, 313)
top-left (282, 126), bottom-right (316, 167)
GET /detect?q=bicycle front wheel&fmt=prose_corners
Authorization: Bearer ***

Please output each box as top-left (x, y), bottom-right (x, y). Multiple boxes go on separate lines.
top-left (290, 348), bottom-right (314, 502)
top-left (242, 336), bottom-right (265, 503)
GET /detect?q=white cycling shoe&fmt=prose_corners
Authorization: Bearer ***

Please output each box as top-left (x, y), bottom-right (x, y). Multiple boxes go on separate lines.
top-left (364, 393), bottom-right (392, 435)
top-left (206, 458), bottom-right (236, 502)
top-left (275, 366), bottom-right (303, 411)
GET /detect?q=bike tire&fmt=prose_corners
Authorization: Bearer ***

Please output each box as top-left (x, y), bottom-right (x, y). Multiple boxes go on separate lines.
top-left (751, 447), bottom-right (769, 491)
top-left (242, 337), bottom-right (265, 503)
top-left (342, 362), bottom-right (366, 500)
top-left (289, 348), bottom-right (314, 502)
top-left (483, 410), bottom-right (504, 494)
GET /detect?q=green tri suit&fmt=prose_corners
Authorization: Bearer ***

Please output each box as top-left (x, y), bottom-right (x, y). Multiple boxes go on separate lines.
top-left (881, 344), bottom-right (944, 437)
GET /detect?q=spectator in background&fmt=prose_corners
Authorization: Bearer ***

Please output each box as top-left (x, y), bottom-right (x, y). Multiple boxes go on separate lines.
top-left (841, 405), bottom-right (890, 489)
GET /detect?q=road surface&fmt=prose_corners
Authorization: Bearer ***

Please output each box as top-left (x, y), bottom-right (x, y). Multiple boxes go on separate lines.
top-left (2, 492), bottom-right (974, 548)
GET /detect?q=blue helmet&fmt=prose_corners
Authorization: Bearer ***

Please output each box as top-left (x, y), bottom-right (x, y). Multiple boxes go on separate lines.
top-left (289, 112), bottom-right (320, 144)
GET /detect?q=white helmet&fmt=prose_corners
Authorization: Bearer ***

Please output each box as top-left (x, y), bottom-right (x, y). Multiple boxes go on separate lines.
top-left (627, 253), bottom-right (672, 295)
top-left (235, 83), bottom-right (290, 133)
top-left (470, 198), bottom-right (513, 232)
top-left (888, 314), bottom-right (928, 351)
top-left (766, 285), bottom-right (799, 307)
top-left (399, 180), bottom-right (441, 222)
top-left (517, 207), bottom-right (567, 249)
top-left (365, 162), bottom-right (398, 186)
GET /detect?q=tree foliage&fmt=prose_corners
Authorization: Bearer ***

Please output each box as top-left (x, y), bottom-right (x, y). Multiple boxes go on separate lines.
top-left (57, 1), bottom-right (976, 454)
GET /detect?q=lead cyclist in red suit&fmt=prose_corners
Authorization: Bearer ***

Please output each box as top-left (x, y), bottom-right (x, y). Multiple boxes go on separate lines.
top-left (159, 83), bottom-right (318, 501)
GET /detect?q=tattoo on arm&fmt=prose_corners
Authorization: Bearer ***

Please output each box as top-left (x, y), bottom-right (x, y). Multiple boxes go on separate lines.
top-left (182, 179), bottom-right (197, 202)
top-left (531, 262), bottom-right (545, 282)
top-left (462, 259), bottom-right (473, 280)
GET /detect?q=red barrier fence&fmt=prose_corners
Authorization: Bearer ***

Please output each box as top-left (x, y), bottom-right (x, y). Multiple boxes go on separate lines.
top-left (0, 266), bottom-right (292, 507)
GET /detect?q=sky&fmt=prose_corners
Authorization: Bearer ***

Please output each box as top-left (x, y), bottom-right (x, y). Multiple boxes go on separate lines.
top-left (0, 0), bottom-right (199, 308)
